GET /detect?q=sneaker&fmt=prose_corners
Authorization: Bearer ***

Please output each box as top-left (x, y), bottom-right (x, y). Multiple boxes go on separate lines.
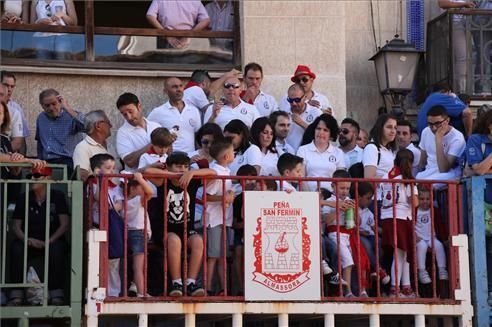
top-left (321, 260), bottom-right (333, 275)
top-left (379, 268), bottom-right (390, 285)
top-left (137, 293), bottom-right (151, 298)
top-left (169, 282), bottom-right (183, 297)
top-left (128, 282), bottom-right (138, 297)
top-left (418, 270), bottom-right (432, 284)
top-left (328, 273), bottom-right (348, 286)
top-left (359, 291), bottom-right (369, 298)
top-left (401, 286), bottom-right (416, 298)
top-left (344, 292), bottom-right (355, 298)
top-left (187, 282), bottom-right (205, 297)
top-left (438, 269), bottom-right (449, 281)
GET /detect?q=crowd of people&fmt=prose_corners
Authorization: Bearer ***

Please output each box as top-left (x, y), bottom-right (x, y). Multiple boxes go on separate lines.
top-left (0, 57), bottom-right (488, 304)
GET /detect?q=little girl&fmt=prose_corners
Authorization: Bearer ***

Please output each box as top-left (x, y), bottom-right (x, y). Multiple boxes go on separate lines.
top-left (380, 149), bottom-right (419, 298)
top-left (125, 172), bottom-right (155, 297)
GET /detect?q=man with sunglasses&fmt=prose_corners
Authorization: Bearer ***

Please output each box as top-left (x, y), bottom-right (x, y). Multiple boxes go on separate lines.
top-left (284, 83), bottom-right (321, 151)
top-left (279, 65), bottom-right (333, 117)
top-left (416, 105), bottom-right (466, 181)
top-left (338, 118), bottom-right (363, 168)
top-left (204, 77), bottom-right (260, 130)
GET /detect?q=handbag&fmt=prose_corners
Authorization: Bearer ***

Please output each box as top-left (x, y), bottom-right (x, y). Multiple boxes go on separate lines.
top-left (108, 196), bottom-right (124, 259)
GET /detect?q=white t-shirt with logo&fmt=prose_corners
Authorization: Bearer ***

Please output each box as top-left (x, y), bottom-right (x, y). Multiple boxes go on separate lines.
top-left (147, 101), bottom-right (202, 153)
top-left (229, 144), bottom-right (262, 175)
top-left (205, 162), bottom-right (233, 227)
top-left (341, 145), bottom-right (364, 168)
top-left (259, 150), bottom-right (280, 176)
top-left (253, 91), bottom-right (279, 117)
top-left (286, 104), bottom-right (321, 151)
top-left (359, 207), bottom-right (375, 236)
top-left (362, 143), bottom-right (395, 178)
top-left (297, 141), bottom-right (346, 191)
top-left (406, 143), bottom-right (422, 177)
top-left (379, 174), bottom-right (418, 220)
top-left (415, 208), bottom-right (433, 241)
top-left (204, 100), bottom-right (260, 130)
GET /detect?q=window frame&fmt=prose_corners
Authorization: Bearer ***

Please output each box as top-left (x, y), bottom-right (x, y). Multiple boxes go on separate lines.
top-left (1, 0), bottom-right (241, 73)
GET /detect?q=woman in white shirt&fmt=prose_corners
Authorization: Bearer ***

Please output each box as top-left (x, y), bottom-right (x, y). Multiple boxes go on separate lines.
top-left (363, 113), bottom-right (398, 179)
top-left (223, 119), bottom-right (262, 175)
top-left (30, 0), bottom-right (78, 59)
top-left (2, 0), bottom-right (29, 23)
top-left (189, 123), bottom-right (223, 169)
top-left (297, 114), bottom-right (346, 191)
top-left (250, 117), bottom-right (279, 176)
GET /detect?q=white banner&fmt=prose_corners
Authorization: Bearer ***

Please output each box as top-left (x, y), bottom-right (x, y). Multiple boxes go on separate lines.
top-left (244, 191), bottom-right (321, 301)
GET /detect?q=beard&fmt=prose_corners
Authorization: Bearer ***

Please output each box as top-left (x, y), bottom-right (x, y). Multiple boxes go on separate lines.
top-left (338, 136), bottom-right (351, 147)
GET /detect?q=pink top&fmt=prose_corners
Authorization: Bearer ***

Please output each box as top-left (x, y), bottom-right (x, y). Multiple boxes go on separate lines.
top-left (146, 0), bottom-right (209, 30)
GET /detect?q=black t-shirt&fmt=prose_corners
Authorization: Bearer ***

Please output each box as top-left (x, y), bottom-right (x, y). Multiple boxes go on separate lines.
top-left (12, 189), bottom-right (69, 241)
top-left (151, 179), bottom-right (201, 236)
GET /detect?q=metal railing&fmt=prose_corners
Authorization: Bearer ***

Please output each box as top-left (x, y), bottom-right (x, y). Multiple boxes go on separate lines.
top-left (427, 9), bottom-right (492, 96)
top-left (0, 163), bottom-right (83, 327)
top-left (85, 173), bottom-right (473, 326)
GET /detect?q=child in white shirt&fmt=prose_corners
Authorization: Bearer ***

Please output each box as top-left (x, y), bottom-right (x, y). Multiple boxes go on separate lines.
top-left (138, 127), bottom-right (174, 170)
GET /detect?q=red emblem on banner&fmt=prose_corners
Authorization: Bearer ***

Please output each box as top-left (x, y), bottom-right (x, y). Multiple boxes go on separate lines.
top-left (251, 216), bottom-right (312, 293)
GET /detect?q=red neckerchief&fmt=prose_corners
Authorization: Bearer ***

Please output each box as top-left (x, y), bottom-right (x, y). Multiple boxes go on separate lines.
top-left (388, 167), bottom-right (400, 179)
top-left (146, 147), bottom-right (158, 155)
top-left (240, 90), bottom-right (254, 104)
top-left (185, 81), bottom-right (200, 89)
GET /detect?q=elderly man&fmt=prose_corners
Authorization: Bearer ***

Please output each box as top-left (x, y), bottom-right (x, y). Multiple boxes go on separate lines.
top-left (2, 71), bottom-right (28, 154)
top-left (416, 105), bottom-right (466, 181)
top-left (148, 77), bottom-right (201, 153)
top-left (35, 89), bottom-right (85, 169)
top-left (204, 76), bottom-right (260, 130)
top-left (116, 92), bottom-right (160, 172)
top-left (146, 0), bottom-right (210, 49)
top-left (338, 117), bottom-right (363, 169)
top-left (280, 65), bottom-right (333, 116)
top-left (73, 110), bottom-right (114, 182)
top-left (284, 83), bottom-right (321, 151)
top-left (241, 62), bottom-right (278, 117)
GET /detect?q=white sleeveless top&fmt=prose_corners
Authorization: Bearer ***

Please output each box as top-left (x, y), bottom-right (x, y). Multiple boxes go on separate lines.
top-left (4, 0), bottom-right (23, 16)
top-left (34, 0), bottom-right (67, 37)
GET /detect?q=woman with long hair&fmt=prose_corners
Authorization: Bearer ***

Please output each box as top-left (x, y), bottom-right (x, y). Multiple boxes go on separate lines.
top-left (363, 113), bottom-right (398, 179)
top-left (297, 114), bottom-right (345, 191)
top-left (223, 119), bottom-right (261, 175)
top-left (250, 117), bottom-right (279, 176)
top-left (189, 123), bottom-right (223, 168)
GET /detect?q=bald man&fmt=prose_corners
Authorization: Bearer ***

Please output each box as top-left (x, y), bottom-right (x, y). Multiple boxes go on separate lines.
top-left (148, 77), bottom-right (202, 153)
top-left (204, 76), bottom-right (260, 130)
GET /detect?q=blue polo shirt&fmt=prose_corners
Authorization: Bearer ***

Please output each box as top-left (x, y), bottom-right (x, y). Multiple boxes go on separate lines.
top-left (466, 133), bottom-right (492, 202)
top-left (417, 93), bottom-right (466, 137)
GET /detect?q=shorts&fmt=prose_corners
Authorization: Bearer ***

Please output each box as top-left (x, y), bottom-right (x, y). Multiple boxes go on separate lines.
top-left (168, 228), bottom-right (198, 245)
top-left (327, 232), bottom-right (354, 268)
top-left (207, 225), bottom-right (230, 258)
top-left (128, 229), bottom-right (145, 254)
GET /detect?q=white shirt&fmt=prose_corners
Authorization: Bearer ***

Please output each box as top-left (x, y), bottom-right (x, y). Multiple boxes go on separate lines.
top-left (6, 104), bottom-right (23, 138)
top-left (8, 100), bottom-right (29, 137)
top-left (286, 104), bottom-right (321, 151)
top-left (138, 152), bottom-right (167, 170)
top-left (415, 208), bottom-right (433, 241)
top-left (91, 182), bottom-right (124, 225)
top-left (276, 180), bottom-right (297, 192)
top-left (184, 85), bottom-right (210, 112)
top-left (323, 194), bottom-right (349, 226)
top-left (418, 126), bottom-right (465, 174)
top-left (147, 101), bottom-right (201, 153)
top-left (116, 119), bottom-right (160, 172)
top-left (359, 207), bottom-right (375, 236)
top-left (229, 144), bottom-right (262, 175)
top-left (379, 175), bottom-right (418, 220)
top-left (253, 91), bottom-right (279, 117)
top-left (406, 143), bottom-right (422, 177)
top-left (126, 193), bottom-right (154, 236)
top-left (280, 90), bottom-right (333, 113)
top-left (297, 141), bottom-right (346, 191)
top-left (204, 100), bottom-right (260, 130)
top-left (276, 139), bottom-right (295, 155)
top-left (205, 162), bottom-right (233, 227)
top-left (73, 135), bottom-right (109, 173)
top-left (259, 150), bottom-right (280, 176)
top-left (362, 143), bottom-right (395, 178)
top-left (340, 145), bottom-right (364, 168)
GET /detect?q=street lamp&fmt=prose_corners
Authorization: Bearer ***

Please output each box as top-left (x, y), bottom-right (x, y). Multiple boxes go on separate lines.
top-left (369, 35), bottom-right (422, 117)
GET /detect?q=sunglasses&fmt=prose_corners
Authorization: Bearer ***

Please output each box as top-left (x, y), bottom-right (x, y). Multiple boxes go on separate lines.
top-left (287, 97), bottom-right (303, 104)
top-left (427, 119), bottom-right (447, 127)
top-left (45, 4), bottom-right (52, 17)
top-left (224, 83), bottom-right (241, 89)
top-left (339, 128), bottom-right (350, 135)
top-left (296, 77), bottom-right (311, 83)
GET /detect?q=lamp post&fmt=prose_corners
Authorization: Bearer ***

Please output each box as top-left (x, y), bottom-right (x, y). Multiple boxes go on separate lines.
top-left (369, 35), bottom-right (422, 117)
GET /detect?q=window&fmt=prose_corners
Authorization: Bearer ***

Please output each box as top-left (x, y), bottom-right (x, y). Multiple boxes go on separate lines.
top-left (1, 0), bottom-right (240, 71)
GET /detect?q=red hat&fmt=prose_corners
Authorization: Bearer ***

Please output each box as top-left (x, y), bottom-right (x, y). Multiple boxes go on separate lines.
top-left (30, 166), bottom-right (52, 177)
top-left (291, 65), bottom-right (316, 82)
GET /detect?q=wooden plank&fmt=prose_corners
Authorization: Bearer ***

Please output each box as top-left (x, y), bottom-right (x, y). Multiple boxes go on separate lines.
top-left (94, 27), bottom-right (233, 38)
top-left (1, 22), bottom-right (83, 34)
